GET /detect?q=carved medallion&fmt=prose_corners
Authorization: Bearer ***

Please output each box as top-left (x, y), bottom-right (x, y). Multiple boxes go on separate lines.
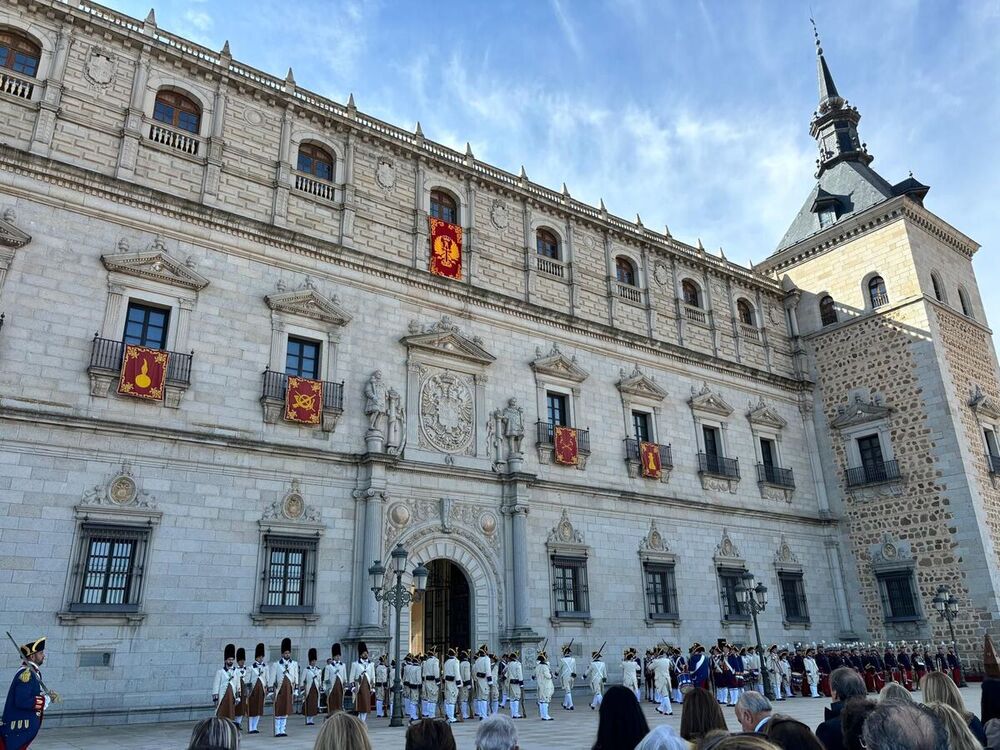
top-left (376, 158), bottom-right (396, 190)
top-left (653, 262), bottom-right (669, 286)
top-left (243, 108), bottom-right (264, 126)
top-left (419, 371), bottom-right (474, 454)
top-left (283, 492), bottom-right (305, 519)
top-left (389, 503), bottom-right (411, 527)
top-left (882, 542), bottom-right (898, 560)
top-left (489, 200), bottom-right (509, 230)
top-left (479, 512), bottom-right (497, 535)
top-left (85, 46), bottom-right (116, 88)
top-left (109, 475), bottom-right (137, 505)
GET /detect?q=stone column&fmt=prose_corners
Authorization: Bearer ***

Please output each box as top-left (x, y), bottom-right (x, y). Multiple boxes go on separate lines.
top-left (360, 488), bottom-right (386, 629)
top-left (340, 131), bottom-right (356, 248)
top-left (502, 475), bottom-right (539, 644)
top-left (101, 283), bottom-right (126, 337)
top-left (825, 539), bottom-right (857, 637)
top-left (30, 24), bottom-right (72, 156)
top-left (271, 107), bottom-right (293, 227)
top-left (117, 53), bottom-right (150, 180)
top-left (799, 396), bottom-right (831, 516)
top-left (348, 455), bottom-right (394, 655)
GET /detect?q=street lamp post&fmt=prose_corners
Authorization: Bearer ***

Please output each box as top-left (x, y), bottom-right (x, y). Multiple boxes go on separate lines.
top-left (735, 572), bottom-right (773, 701)
top-left (932, 585), bottom-right (966, 687)
top-left (369, 543), bottom-right (429, 727)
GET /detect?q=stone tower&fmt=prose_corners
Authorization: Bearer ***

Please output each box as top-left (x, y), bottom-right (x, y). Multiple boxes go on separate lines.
top-left (759, 28), bottom-right (1000, 653)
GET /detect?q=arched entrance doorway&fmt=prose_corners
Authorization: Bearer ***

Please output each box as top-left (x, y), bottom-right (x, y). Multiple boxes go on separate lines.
top-left (409, 559), bottom-right (471, 654)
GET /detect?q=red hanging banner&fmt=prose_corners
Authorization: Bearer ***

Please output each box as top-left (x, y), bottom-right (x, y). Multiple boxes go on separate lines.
top-left (428, 217), bottom-right (463, 279)
top-left (285, 376), bottom-right (323, 425)
top-left (640, 441), bottom-right (662, 479)
top-left (118, 344), bottom-right (169, 401)
top-left (553, 425), bottom-right (579, 466)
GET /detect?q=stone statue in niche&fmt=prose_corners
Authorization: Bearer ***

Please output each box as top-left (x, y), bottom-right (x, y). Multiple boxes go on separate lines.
top-left (364, 370), bottom-right (389, 452)
top-left (489, 397), bottom-right (526, 473)
top-left (386, 388), bottom-right (407, 455)
top-left (500, 398), bottom-right (525, 456)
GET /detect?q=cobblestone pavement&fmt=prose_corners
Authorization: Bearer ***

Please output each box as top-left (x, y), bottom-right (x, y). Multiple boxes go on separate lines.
top-left (32, 687), bottom-right (981, 750)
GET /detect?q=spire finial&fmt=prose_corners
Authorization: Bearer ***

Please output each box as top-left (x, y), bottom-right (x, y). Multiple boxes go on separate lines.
top-left (810, 16), bottom-right (822, 56)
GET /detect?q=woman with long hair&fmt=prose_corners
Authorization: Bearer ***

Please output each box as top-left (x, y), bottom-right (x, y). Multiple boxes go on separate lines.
top-left (404, 718), bottom-right (458, 750)
top-left (877, 681), bottom-right (913, 703)
top-left (187, 717), bottom-right (239, 750)
top-left (591, 684), bottom-right (650, 750)
top-left (313, 712), bottom-right (372, 750)
top-left (923, 702), bottom-right (985, 750)
top-left (922, 671), bottom-right (988, 745)
top-left (679, 686), bottom-right (728, 742)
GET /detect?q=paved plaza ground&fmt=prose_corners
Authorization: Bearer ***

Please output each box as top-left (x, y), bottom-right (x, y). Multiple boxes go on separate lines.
top-left (32, 686), bottom-right (983, 750)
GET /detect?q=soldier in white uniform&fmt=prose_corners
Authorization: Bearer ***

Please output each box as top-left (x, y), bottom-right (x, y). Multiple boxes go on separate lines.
top-left (247, 643), bottom-right (268, 734)
top-left (300, 648), bottom-right (322, 725)
top-left (584, 650), bottom-right (607, 710)
top-left (489, 653), bottom-right (500, 715)
top-left (534, 650), bottom-right (554, 721)
top-left (652, 647), bottom-right (673, 715)
top-left (212, 643), bottom-right (241, 722)
top-left (233, 647), bottom-right (249, 731)
top-left (270, 637), bottom-right (299, 738)
top-left (622, 648), bottom-right (641, 701)
top-left (458, 649), bottom-right (472, 720)
top-left (349, 642), bottom-right (376, 724)
top-left (323, 643), bottom-right (347, 714)
top-left (374, 655), bottom-right (389, 718)
top-left (473, 645), bottom-right (492, 720)
top-left (744, 647), bottom-right (763, 695)
top-left (558, 643), bottom-right (576, 710)
top-left (405, 653), bottom-right (422, 721)
top-left (442, 647), bottom-right (461, 723)
top-left (766, 645), bottom-right (783, 701)
top-left (506, 651), bottom-right (524, 719)
top-left (421, 647), bottom-right (441, 718)
top-left (804, 648), bottom-right (821, 698)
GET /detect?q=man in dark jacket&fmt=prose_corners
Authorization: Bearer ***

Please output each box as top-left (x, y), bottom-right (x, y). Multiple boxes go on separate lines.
top-left (816, 666), bottom-right (867, 750)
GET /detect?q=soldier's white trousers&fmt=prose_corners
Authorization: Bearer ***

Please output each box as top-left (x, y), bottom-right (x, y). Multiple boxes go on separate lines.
top-left (563, 689), bottom-right (574, 709)
top-left (445, 702), bottom-right (456, 722)
top-left (376, 698), bottom-right (384, 717)
top-left (591, 692), bottom-right (602, 709)
top-left (510, 700), bottom-right (521, 718)
top-left (659, 694), bottom-right (673, 714)
top-left (671, 688), bottom-right (683, 704)
top-left (248, 716), bottom-right (260, 732)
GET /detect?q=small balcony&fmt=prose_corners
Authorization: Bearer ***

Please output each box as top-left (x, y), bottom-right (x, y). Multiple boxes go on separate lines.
top-left (987, 453), bottom-right (1000, 476)
top-left (738, 323), bottom-right (761, 341)
top-left (147, 122), bottom-right (201, 156)
top-left (845, 459), bottom-right (901, 487)
top-left (698, 452), bottom-right (740, 480)
top-left (536, 255), bottom-right (565, 278)
top-left (871, 293), bottom-right (890, 309)
top-left (87, 335), bottom-right (193, 407)
top-left (535, 421), bottom-right (591, 469)
top-left (260, 369), bottom-right (344, 432)
top-left (616, 283), bottom-right (643, 305)
top-left (293, 172), bottom-right (337, 202)
top-left (684, 304), bottom-right (708, 325)
top-left (756, 463), bottom-right (795, 489)
top-left (1, 71), bottom-right (35, 101)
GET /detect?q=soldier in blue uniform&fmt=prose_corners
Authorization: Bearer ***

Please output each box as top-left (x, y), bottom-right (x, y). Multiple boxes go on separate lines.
top-left (1, 636), bottom-right (52, 750)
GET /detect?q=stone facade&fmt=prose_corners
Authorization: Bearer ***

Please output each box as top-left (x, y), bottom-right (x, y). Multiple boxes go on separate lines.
top-left (0, 0), bottom-right (994, 728)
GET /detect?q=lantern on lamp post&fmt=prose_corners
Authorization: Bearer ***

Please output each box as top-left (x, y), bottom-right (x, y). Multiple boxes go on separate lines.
top-left (736, 572), bottom-right (773, 700)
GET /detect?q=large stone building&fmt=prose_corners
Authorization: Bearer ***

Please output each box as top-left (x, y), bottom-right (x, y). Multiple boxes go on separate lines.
top-left (0, 0), bottom-right (996, 726)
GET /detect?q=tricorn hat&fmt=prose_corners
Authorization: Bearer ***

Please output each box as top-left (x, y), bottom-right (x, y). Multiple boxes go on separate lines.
top-left (985, 634), bottom-right (1000, 679)
top-left (281, 637), bottom-right (292, 654)
top-left (236, 647), bottom-right (246, 662)
top-left (19, 637), bottom-right (45, 658)
top-left (448, 647), bottom-right (458, 657)
top-left (358, 642), bottom-right (369, 656)
top-left (537, 651), bottom-right (548, 662)
top-left (592, 650), bottom-right (601, 658)
top-left (562, 644), bottom-right (572, 655)
top-left (308, 647), bottom-right (317, 662)
top-left (224, 643), bottom-right (236, 661)
top-left (332, 643), bottom-right (342, 659)
top-left (255, 643), bottom-right (265, 660)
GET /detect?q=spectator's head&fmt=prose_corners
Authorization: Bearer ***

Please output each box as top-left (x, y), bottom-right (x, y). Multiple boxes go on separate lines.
top-left (698, 734), bottom-right (781, 750)
top-left (830, 666), bottom-right (866, 704)
top-left (734, 691), bottom-right (772, 733)
top-left (679, 686), bottom-right (728, 741)
top-left (861, 700), bottom-right (946, 750)
top-left (592, 685), bottom-right (650, 750)
top-left (405, 718), bottom-right (457, 750)
top-left (187, 717), bottom-right (239, 750)
top-left (633, 724), bottom-right (689, 750)
top-left (475, 713), bottom-right (519, 750)
top-left (877, 682), bottom-right (913, 703)
top-left (763, 716), bottom-right (824, 750)
top-left (313, 712), bottom-right (372, 750)
top-left (920, 671), bottom-right (966, 716)
top-left (841, 697), bottom-right (878, 750)
top-left (982, 678), bottom-right (1000, 724)
top-left (922, 702), bottom-right (982, 750)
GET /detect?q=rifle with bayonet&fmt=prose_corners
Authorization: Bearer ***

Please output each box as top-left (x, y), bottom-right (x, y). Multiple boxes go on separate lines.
top-left (6, 632), bottom-right (59, 704)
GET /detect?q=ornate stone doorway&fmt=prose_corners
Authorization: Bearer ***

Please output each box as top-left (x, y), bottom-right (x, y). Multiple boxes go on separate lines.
top-left (410, 559), bottom-right (471, 654)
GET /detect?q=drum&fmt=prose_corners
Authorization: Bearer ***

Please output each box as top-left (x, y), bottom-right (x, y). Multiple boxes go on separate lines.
top-left (677, 674), bottom-right (694, 693)
top-left (791, 674), bottom-right (803, 688)
top-left (735, 675), bottom-right (745, 688)
top-left (864, 671), bottom-right (877, 693)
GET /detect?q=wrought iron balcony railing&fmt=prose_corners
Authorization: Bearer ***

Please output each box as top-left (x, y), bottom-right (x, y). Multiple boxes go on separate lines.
top-left (844, 459), bottom-right (901, 487)
top-left (756, 463), bottom-right (795, 488)
top-left (697, 452), bottom-right (740, 479)
top-left (89, 336), bottom-right (193, 386)
top-left (624, 439), bottom-right (673, 469)
top-left (261, 369), bottom-right (344, 412)
top-left (536, 421), bottom-right (591, 454)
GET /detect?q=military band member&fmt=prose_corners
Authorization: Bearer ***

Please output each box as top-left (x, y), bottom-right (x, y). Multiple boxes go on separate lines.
top-left (670, 648), bottom-right (687, 705)
top-left (803, 648), bottom-right (821, 698)
top-left (557, 644), bottom-right (576, 711)
top-left (300, 648), bottom-right (322, 725)
top-left (765, 646), bottom-right (783, 701)
top-left (474, 645), bottom-right (491, 720)
top-left (622, 648), bottom-right (641, 702)
top-left (441, 648), bottom-right (461, 723)
top-left (212, 644), bottom-right (241, 722)
top-left (270, 637), bottom-right (299, 737)
top-left (899, 645), bottom-right (915, 691)
top-left (247, 643), bottom-right (267, 734)
top-left (350, 642), bottom-right (375, 724)
top-left (405, 653), bottom-right (422, 722)
top-left (534, 650), bottom-right (554, 721)
top-left (815, 646), bottom-right (832, 698)
top-left (233, 647), bottom-right (249, 731)
top-left (489, 653), bottom-right (501, 716)
top-left (374, 654), bottom-right (389, 718)
top-left (323, 643), bottom-right (346, 714)
top-left (506, 652), bottom-right (524, 719)
top-left (652, 648), bottom-right (673, 715)
top-left (585, 650), bottom-right (607, 710)
top-left (421, 646), bottom-right (440, 718)
top-left (1, 636), bottom-right (51, 750)
top-left (791, 646), bottom-right (807, 698)
top-left (689, 643), bottom-right (709, 691)
top-left (459, 650), bottom-right (472, 720)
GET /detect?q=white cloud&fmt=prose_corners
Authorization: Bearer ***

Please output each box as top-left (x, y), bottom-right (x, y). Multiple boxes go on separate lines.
top-left (550, 0), bottom-right (585, 61)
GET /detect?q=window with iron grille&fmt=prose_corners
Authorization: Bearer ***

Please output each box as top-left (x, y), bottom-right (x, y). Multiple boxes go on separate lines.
top-left (552, 556), bottom-right (589, 617)
top-left (644, 563), bottom-right (678, 619)
top-left (877, 571), bottom-right (920, 621)
top-left (261, 536), bottom-right (317, 614)
top-left (718, 568), bottom-right (749, 621)
top-left (124, 301), bottom-right (170, 350)
top-left (285, 336), bottom-right (321, 380)
top-left (778, 572), bottom-right (809, 623)
top-left (69, 524), bottom-right (150, 612)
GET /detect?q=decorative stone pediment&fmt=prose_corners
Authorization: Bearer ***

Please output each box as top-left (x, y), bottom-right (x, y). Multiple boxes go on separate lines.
top-left (0, 210), bottom-right (31, 249)
top-left (531, 343), bottom-right (589, 384)
top-left (870, 534), bottom-right (914, 573)
top-left (617, 365), bottom-right (667, 401)
top-left (76, 460), bottom-right (162, 524)
top-left (970, 385), bottom-right (1000, 421)
top-left (689, 382), bottom-right (733, 417)
top-left (773, 536), bottom-right (802, 572)
top-left (402, 315), bottom-right (495, 366)
top-left (831, 389), bottom-right (891, 429)
top-left (265, 287), bottom-right (352, 327)
top-left (260, 479), bottom-right (324, 531)
top-left (747, 397), bottom-right (787, 429)
top-left (101, 238), bottom-right (209, 291)
top-left (638, 519), bottom-right (676, 566)
top-left (548, 509), bottom-right (584, 545)
top-left (713, 528), bottom-right (745, 567)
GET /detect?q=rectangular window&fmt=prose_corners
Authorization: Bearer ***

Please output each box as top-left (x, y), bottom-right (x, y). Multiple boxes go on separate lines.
top-left (546, 392), bottom-right (569, 427)
top-left (285, 336), bottom-right (321, 380)
top-left (552, 556), bottom-right (589, 617)
top-left (123, 302), bottom-right (170, 350)
top-left (261, 536), bottom-right (317, 614)
top-left (985, 428), bottom-right (999, 458)
top-left (760, 438), bottom-right (775, 469)
top-left (703, 426), bottom-right (720, 458)
top-left (857, 434), bottom-right (884, 471)
top-left (69, 524), bottom-right (150, 613)
top-left (778, 572), bottom-right (810, 623)
top-left (878, 572), bottom-right (919, 621)
top-left (644, 563), bottom-right (678, 619)
top-left (718, 568), bottom-right (749, 621)
top-left (632, 410), bottom-right (652, 443)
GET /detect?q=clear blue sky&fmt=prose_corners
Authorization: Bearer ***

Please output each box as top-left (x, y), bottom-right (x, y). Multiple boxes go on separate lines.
top-left (111, 0), bottom-right (999, 333)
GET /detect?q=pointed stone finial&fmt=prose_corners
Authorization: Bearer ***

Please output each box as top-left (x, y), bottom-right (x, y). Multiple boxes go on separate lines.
top-left (145, 8), bottom-right (157, 26)
top-left (561, 182), bottom-right (570, 198)
top-left (221, 40), bottom-right (231, 58)
top-left (635, 213), bottom-right (643, 228)
top-left (664, 224), bottom-right (671, 238)
top-left (347, 92), bottom-right (356, 109)
top-left (718, 246), bottom-right (726, 260)
top-left (599, 197), bottom-right (606, 211)
top-left (697, 238), bottom-right (705, 252)
top-left (285, 67), bottom-right (295, 84)
top-left (414, 121), bottom-right (424, 139)
top-left (519, 165), bottom-right (528, 182)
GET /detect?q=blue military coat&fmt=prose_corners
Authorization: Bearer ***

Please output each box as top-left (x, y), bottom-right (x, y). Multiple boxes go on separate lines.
top-left (0, 665), bottom-right (45, 750)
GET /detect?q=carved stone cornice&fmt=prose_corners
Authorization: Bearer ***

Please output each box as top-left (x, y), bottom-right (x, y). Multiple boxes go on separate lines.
top-left (747, 397), bottom-right (787, 429)
top-left (101, 239), bottom-right (209, 291)
top-left (713, 528), bottom-right (745, 567)
top-left (616, 364), bottom-right (667, 401)
top-left (970, 385), bottom-right (1000, 421)
top-left (830, 391), bottom-right (891, 429)
top-left (689, 382), bottom-right (733, 417)
top-left (401, 315), bottom-right (495, 366)
top-left (265, 286), bottom-right (352, 327)
top-left (0, 211), bottom-right (31, 250)
top-left (531, 343), bottom-right (589, 383)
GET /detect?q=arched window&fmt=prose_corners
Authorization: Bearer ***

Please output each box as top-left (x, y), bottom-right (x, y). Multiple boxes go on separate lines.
top-left (430, 190), bottom-right (458, 224)
top-left (296, 143), bottom-right (334, 181)
top-left (737, 299), bottom-right (755, 326)
top-left (615, 257), bottom-right (637, 287)
top-left (868, 276), bottom-right (888, 308)
top-left (958, 287), bottom-right (972, 318)
top-left (536, 228), bottom-right (560, 260)
top-left (682, 279), bottom-right (701, 308)
top-left (930, 272), bottom-right (944, 302)
top-left (153, 90), bottom-right (201, 134)
top-left (0, 30), bottom-right (41, 77)
top-left (819, 295), bottom-right (837, 326)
